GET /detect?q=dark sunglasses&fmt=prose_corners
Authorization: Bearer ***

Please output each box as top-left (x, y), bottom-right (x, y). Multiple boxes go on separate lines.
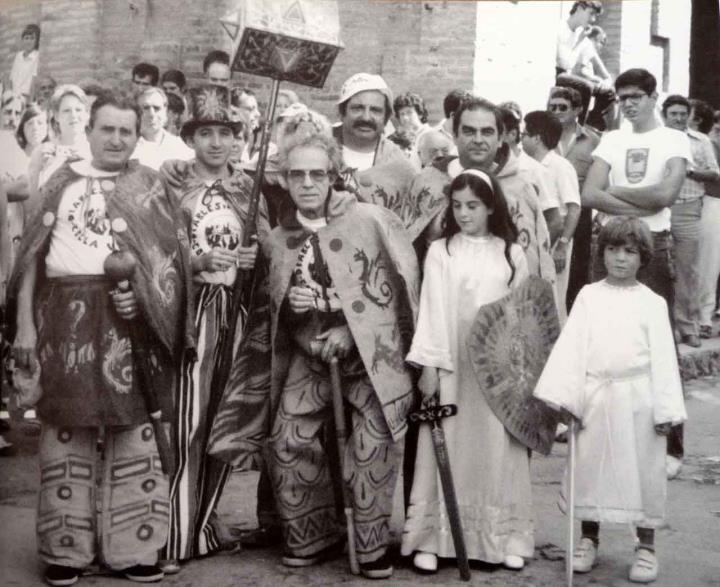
top-left (548, 103), bottom-right (570, 112)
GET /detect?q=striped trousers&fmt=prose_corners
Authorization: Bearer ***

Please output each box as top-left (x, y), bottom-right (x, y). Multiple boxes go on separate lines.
top-left (165, 284), bottom-right (239, 560)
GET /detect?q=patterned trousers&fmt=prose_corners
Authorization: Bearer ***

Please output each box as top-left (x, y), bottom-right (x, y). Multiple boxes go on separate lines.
top-left (37, 423), bottom-right (169, 570)
top-left (269, 352), bottom-right (403, 564)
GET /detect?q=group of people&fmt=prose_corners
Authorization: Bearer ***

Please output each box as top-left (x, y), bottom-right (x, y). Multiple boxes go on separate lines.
top-left (0, 2), bottom-right (707, 585)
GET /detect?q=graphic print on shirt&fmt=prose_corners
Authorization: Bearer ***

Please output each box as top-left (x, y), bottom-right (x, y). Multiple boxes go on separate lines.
top-left (66, 178), bottom-right (113, 250)
top-left (191, 184), bottom-right (243, 257)
top-left (626, 148), bottom-right (649, 184)
top-left (293, 233), bottom-right (342, 312)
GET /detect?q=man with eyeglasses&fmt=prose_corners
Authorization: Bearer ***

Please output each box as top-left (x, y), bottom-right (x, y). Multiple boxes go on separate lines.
top-left (556, 1), bottom-right (615, 131)
top-left (583, 68), bottom-right (691, 485)
top-left (547, 86), bottom-right (600, 310)
top-left (132, 87), bottom-right (193, 170)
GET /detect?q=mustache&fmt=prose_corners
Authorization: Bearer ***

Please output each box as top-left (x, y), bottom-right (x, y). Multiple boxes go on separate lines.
top-left (353, 120), bottom-right (378, 131)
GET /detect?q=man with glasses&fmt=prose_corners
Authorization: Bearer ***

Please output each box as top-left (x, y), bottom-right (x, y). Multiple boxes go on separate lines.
top-left (132, 87), bottom-right (193, 170)
top-left (556, 1), bottom-right (615, 130)
top-left (583, 68), bottom-right (691, 485)
top-left (547, 86), bottom-right (600, 309)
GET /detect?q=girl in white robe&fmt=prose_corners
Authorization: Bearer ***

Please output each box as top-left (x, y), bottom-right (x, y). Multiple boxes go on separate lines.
top-left (401, 169), bottom-right (533, 573)
top-left (534, 216), bottom-right (686, 584)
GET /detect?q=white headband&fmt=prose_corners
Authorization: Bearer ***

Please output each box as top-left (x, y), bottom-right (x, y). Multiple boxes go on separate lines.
top-left (458, 168), bottom-right (493, 191)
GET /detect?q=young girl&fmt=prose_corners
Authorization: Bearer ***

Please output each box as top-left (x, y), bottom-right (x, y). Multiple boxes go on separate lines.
top-left (534, 216), bottom-right (686, 584)
top-left (401, 169), bottom-right (533, 572)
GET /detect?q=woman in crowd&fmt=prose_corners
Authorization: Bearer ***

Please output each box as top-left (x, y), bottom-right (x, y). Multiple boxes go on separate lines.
top-left (25, 84), bottom-right (90, 218)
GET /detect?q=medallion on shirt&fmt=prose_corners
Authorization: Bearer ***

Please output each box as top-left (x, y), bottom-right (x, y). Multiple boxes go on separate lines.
top-left (66, 178), bottom-right (114, 250)
top-left (191, 183), bottom-right (242, 256)
top-left (293, 234), bottom-right (342, 312)
top-left (625, 148), bottom-right (649, 184)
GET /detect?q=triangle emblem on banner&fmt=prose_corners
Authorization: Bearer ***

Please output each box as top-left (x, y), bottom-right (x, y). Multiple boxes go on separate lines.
top-left (283, 1), bottom-right (305, 24)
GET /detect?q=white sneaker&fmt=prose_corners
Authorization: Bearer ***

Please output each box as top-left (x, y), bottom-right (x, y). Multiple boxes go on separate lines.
top-left (572, 537), bottom-right (597, 573)
top-left (629, 548), bottom-right (658, 583)
top-left (503, 554), bottom-right (525, 570)
top-left (412, 551), bottom-right (438, 573)
top-left (666, 456), bottom-right (682, 480)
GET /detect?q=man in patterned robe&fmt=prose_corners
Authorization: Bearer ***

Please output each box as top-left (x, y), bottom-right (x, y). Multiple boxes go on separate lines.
top-left (11, 93), bottom-right (192, 586)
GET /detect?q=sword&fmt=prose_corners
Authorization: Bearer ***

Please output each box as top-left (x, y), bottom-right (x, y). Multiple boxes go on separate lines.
top-left (409, 394), bottom-right (471, 582)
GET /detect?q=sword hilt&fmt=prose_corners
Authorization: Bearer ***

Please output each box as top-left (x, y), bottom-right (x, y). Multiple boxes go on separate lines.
top-left (408, 403), bottom-right (458, 423)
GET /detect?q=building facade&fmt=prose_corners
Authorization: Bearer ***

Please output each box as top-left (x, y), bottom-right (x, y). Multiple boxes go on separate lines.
top-left (0, 0), bottom-right (692, 123)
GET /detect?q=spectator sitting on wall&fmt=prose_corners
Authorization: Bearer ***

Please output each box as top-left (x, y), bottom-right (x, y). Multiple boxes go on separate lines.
top-left (131, 62), bottom-right (160, 92)
top-left (204, 50), bottom-right (231, 87)
top-left (10, 24), bottom-right (40, 101)
top-left (573, 26), bottom-right (612, 90)
top-left (556, 1), bottom-right (614, 131)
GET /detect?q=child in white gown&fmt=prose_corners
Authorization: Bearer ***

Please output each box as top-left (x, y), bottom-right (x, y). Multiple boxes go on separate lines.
top-left (534, 216), bottom-right (686, 584)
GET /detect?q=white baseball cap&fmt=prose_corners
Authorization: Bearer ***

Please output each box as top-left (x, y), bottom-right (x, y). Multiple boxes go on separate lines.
top-left (337, 72), bottom-right (393, 106)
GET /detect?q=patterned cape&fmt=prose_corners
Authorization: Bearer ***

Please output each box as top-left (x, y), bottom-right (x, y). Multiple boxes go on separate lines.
top-left (333, 127), bottom-right (422, 238)
top-left (208, 192), bottom-right (420, 468)
top-left (407, 154), bottom-right (556, 284)
top-left (10, 160), bottom-right (195, 355)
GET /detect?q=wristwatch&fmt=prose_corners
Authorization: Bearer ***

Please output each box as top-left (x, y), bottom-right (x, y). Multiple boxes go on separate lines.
top-left (557, 236), bottom-right (570, 246)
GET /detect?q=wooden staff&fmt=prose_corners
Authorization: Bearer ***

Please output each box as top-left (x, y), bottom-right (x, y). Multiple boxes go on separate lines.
top-left (566, 419), bottom-right (577, 587)
top-left (209, 78), bottom-right (281, 414)
top-left (104, 250), bottom-right (173, 475)
top-left (329, 356), bottom-right (360, 575)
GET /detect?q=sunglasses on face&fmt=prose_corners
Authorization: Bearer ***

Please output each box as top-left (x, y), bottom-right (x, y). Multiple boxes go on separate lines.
top-left (548, 103), bottom-right (570, 112)
top-left (287, 169), bottom-right (330, 183)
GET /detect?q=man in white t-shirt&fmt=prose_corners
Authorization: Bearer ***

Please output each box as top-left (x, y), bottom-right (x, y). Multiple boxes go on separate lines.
top-left (583, 68), bottom-right (690, 485)
top-left (132, 87), bottom-right (194, 170)
top-left (10, 24), bottom-right (40, 100)
top-left (523, 110), bottom-right (581, 325)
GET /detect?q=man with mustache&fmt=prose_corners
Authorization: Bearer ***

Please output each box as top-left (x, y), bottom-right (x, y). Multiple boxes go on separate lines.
top-left (583, 68), bottom-right (691, 482)
top-left (332, 73), bottom-right (418, 233)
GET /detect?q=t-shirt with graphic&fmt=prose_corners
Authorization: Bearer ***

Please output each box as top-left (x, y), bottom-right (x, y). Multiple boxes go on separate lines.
top-left (45, 160), bottom-right (119, 277)
top-left (292, 211), bottom-right (342, 313)
top-left (189, 180), bottom-right (243, 286)
top-left (592, 126), bottom-right (692, 232)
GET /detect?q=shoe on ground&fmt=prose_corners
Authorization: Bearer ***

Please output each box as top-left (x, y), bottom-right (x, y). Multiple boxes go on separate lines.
top-left (572, 537), bottom-right (598, 573)
top-left (700, 325), bottom-right (713, 339)
top-left (360, 553), bottom-right (394, 579)
top-left (412, 551), bottom-right (438, 574)
top-left (682, 334), bottom-right (702, 348)
top-left (239, 525), bottom-right (283, 549)
top-left (120, 564), bottom-right (164, 583)
top-left (555, 422), bottom-right (568, 443)
top-left (44, 565), bottom-right (80, 586)
top-left (629, 548), bottom-right (658, 583)
top-left (503, 554), bottom-right (525, 570)
top-left (158, 559), bottom-right (181, 575)
top-left (666, 455), bottom-right (682, 480)
top-left (282, 540), bottom-right (344, 568)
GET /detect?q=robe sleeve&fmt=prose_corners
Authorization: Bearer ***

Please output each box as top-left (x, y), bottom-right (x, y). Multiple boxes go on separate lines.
top-left (510, 243), bottom-right (530, 288)
top-left (406, 240), bottom-right (454, 371)
top-left (533, 285), bottom-right (590, 421)
top-left (648, 294), bottom-right (687, 426)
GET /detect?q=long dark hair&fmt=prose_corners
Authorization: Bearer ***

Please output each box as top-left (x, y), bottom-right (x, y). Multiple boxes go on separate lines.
top-left (441, 171), bottom-right (519, 285)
